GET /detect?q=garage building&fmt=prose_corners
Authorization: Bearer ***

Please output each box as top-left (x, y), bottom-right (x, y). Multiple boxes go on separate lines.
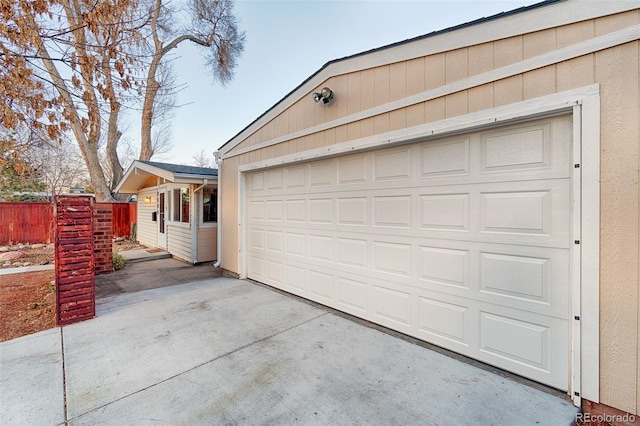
top-left (217, 0), bottom-right (640, 416)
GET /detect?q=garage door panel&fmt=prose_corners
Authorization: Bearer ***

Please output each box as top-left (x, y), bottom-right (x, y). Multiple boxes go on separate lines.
top-left (419, 193), bottom-right (470, 231)
top-left (245, 115), bottom-right (572, 391)
top-left (480, 311), bottom-right (550, 370)
top-left (337, 154), bottom-right (368, 184)
top-left (285, 199), bottom-right (306, 222)
top-left (285, 232), bottom-right (306, 257)
top-left (373, 241), bottom-right (411, 277)
top-left (478, 312), bottom-right (569, 390)
top-left (309, 160), bottom-right (334, 187)
top-left (337, 238), bottom-right (367, 269)
top-left (266, 260), bottom-right (283, 285)
top-left (285, 264), bottom-right (306, 292)
top-left (249, 172), bottom-right (265, 192)
top-left (308, 235), bottom-right (333, 262)
top-left (337, 276), bottom-right (368, 313)
top-left (419, 137), bottom-right (470, 178)
top-left (480, 123), bottom-right (551, 173)
top-left (419, 246), bottom-right (470, 289)
top-left (373, 146), bottom-right (413, 182)
top-left (249, 229), bottom-right (265, 250)
top-left (266, 169), bottom-right (283, 190)
top-left (418, 296), bottom-right (471, 347)
top-left (249, 200), bottom-right (265, 221)
top-left (372, 285), bottom-right (412, 328)
top-left (481, 190), bottom-right (550, 234)
top-left (337, 197), bottom-right (367, 226)
top-left (309, 198), bottom-right (333, 224)
top-left (284, 165), bottom-right (306, 189)
top-left (373, 195), bottom-right (412, 228)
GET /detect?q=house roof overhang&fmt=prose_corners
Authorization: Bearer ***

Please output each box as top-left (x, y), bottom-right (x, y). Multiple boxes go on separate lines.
top-left (114, 160), bottom-right (218, 194)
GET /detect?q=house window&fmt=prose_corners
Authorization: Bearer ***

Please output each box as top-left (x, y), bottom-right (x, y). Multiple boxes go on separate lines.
top-left (202, 187), bottom-right (217, 223)
top-left (171, 187), bottom-right (190, 223)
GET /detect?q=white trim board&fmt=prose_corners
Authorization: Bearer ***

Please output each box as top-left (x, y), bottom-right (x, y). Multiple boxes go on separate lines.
top-left (220, 0), bottom-right (636, 156)
top-left (237, 85), bottom-right (601, 405)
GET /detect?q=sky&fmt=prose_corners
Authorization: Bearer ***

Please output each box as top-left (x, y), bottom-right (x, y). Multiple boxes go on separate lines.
top-left (139, 0), bottom-right (542, 165)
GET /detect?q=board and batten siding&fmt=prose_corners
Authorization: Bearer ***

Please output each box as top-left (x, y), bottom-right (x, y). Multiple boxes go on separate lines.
top-left (136, 187), bottom-right (158, 249)
top-left (220, 7), bottom-right (640, 414)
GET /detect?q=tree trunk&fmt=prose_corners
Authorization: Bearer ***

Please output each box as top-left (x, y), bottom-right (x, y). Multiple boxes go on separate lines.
top-left (37, 38), bottom-right (115, 202)
top-left (106, 96), bottom-right (123, 188)
top-left (80, 138), bottom-right (115, 202)
top-left (139, 70), bottom-right (158, 161)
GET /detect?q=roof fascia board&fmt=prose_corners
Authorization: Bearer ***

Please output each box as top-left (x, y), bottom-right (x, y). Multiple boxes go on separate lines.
top-left (114, 162), bottom-right (139, 193)
top-left (223, 23), bottom-right (639, 160)
top-left (220, 0), bottom-right (636, 156)
top-left (114, 160), bottom-right (176, 193)
top-left (173, 175), bottom-right (218, 184)
top-left (132, 161), bottom-right (176, 182)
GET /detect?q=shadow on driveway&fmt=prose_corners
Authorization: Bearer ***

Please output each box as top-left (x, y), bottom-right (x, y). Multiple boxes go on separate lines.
top-left (96, 258), bottom-right (222, 298)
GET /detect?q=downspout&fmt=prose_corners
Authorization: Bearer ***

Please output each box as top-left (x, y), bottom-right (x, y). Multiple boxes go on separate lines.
top-left (213, 151), bottom-right (222, 268)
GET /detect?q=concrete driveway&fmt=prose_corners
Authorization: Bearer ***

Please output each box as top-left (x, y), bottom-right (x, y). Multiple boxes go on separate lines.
top-left (1, 277), bottom-right (579, 425)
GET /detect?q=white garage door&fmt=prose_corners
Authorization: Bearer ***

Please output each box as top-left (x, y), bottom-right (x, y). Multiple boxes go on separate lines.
top-left (245, 116), bottom-right (572, 390)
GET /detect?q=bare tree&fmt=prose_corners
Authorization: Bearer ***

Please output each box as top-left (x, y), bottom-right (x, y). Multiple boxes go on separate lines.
top-left (2, 0), bottom-right (244, 200)
top-left (192, 149), bottom-right (215, 169)
top-left (2, 0), bottom-right (143, 201)
top-left (27, 138), bottom-right (90, 197)
top-left (139, 0), bottom-right (245, 160)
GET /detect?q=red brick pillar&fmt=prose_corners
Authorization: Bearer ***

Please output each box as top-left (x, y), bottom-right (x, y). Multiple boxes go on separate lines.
top-left (93, 203), bottom-right (113, 275)
top-left (55, 196), bottom-right (95, 325)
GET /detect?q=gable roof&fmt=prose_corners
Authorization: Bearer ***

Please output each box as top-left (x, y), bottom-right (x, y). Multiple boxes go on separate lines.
top-left (218, 0), bottom-right (635, 157)
top-left (115, 160), bottom-right (218, 194)
top-left (137, 160), bottom-right (218, 177)
top-left (218, 0), bottom-right (563, 154)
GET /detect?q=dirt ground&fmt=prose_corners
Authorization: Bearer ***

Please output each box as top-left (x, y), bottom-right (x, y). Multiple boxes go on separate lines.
top-left (0, 270), bottom-right (56, 342)
top-left (0, 240), bottom-right (141, 343)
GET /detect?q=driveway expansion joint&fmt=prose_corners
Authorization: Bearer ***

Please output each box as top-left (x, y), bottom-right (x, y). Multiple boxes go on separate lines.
top-left (67, 311), bottom-right (329, 422)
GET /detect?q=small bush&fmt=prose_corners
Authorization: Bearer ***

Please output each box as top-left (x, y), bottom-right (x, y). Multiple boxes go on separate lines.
top-left (113, 252), bottom-right (126, 270)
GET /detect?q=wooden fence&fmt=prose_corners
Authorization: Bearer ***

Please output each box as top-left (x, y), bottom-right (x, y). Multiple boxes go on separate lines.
top-left (0, 201), bottom-right (136, 245)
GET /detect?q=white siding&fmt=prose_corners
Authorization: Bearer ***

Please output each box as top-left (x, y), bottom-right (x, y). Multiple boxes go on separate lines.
top-left (167, 224), bottom-right (192, 263)
top-left (137, 187), bottom-right (158, 248)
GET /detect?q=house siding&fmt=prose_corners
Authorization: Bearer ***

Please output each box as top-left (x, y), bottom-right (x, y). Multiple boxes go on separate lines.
top-left (137, 187), bottom-right (158, 248)
top-left (220, 5), bottom-right (640, 414)
top-left (196, 227), bottom-right (217, 262)
top-left (167, 224), bottom-right (192, 263)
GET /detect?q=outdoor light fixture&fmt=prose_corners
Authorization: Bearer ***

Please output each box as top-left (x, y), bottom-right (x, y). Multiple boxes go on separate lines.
top-left (312, 87), bottom-right (334, 104)
top-left (145, 196), bottom-right (152, 203)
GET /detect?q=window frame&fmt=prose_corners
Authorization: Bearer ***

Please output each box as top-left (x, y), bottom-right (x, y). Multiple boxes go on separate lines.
top-left (200, 185), bottom-right (218, 228)
top-left (168, 185), bottom-right (191, 227)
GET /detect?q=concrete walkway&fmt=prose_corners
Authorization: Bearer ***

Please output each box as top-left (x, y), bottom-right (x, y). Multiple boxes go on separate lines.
top-left (0, 264), bottom-right (54, 276)
top-left (118, 247), bottom-right (171, 263)
top-left (1, 278), bottom-right (579, 425)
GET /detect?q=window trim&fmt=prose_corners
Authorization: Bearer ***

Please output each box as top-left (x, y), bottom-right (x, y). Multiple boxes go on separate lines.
top-left (200, 185), bottom-right (218, 228)
top-left (168, 184), bottom-right (191, 227)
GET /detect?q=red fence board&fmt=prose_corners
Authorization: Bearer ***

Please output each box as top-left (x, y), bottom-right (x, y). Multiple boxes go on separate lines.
top-left (0, 201), bottom-right (136, 244)
top-left (0, 202), bottom-right (53, 244)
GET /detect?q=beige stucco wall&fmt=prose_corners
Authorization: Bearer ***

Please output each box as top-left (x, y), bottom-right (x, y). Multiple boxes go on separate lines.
top-left (220, 8), bottom-right (640, 414)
